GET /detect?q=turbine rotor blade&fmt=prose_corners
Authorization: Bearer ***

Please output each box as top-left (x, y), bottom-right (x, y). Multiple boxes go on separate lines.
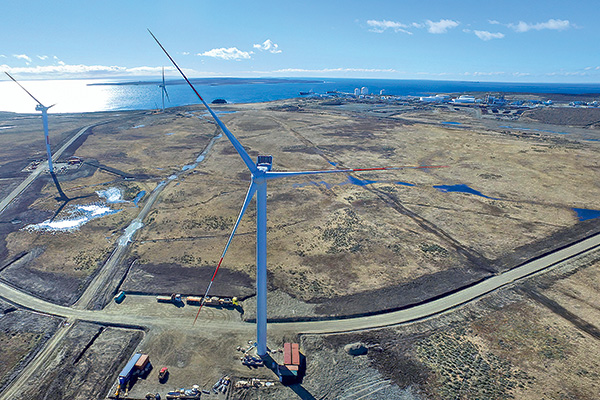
top-left (5, 72), bottom-right (44, 107)
top-left (193, 181), bottom-right (257, 325)
top-left (265, 165), bottom-right (448, 180)
top-left (148, 29), bottom-right (257, 174)
top-left (163, 86), bottom-right (170, 102)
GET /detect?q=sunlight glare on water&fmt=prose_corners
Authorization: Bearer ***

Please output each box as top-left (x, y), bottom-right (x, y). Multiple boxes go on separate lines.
top-left (0, 79), bottom-right (115, 113)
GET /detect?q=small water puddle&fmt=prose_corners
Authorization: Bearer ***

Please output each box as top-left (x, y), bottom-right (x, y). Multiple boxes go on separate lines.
top-left (434, 184), bottom-right (497, 199)
top-left (573, 208), bottom-right (600, 221)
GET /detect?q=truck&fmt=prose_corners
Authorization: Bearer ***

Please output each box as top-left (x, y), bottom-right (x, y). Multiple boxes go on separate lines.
top-left (115, 352), bottom-right (152, 396)
top-left (117, 353), bottom-right (142, 391)
top-left (156, 294), bottom-right (183, 304)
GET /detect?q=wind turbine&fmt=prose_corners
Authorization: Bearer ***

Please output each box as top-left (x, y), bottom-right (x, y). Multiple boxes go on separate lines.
top-left (158, 67), bottom-right (170, 112)
top-left (149, 30), bottom-right (444, 357)
top-left (5, 72), bottom-right (55, 173)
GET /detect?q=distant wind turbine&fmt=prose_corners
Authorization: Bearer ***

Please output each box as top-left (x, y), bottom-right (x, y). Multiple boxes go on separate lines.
top-left (149, 30), bottom-right (445, 357)
top-left (158, 67), bottom-right (170, 112)
top-left (5, 72), bottom-right (55, 173)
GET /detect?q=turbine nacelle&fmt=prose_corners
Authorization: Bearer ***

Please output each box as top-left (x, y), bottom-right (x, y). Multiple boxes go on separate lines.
top-left (256, 155), bottom-right (273, 171)
top-left (35, 103), bottom-right (54, 112)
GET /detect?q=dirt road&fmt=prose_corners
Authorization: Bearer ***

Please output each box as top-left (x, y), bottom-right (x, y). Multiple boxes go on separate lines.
top-left (1, 232), bottom-right (598, 334)
top-left (1, 229), bottom-right (598, 400)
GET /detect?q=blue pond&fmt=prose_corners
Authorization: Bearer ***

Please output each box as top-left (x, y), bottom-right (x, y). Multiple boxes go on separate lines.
top-left (442, 121), bottom-right (462, 125)
top-left (434, 184), bottom-right (496, 199)
top-left (573, 208), bottom-right (600, 221)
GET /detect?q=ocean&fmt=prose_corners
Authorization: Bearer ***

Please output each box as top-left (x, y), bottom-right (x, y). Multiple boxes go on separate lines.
top-left (2, 77), bottom-right (600, 114)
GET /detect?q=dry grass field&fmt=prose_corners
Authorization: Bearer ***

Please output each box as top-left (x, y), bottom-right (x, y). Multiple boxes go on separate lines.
top-left (2, 99), bottom-right (599, 310)
top-left (0, 98), bottom-right (599, 399)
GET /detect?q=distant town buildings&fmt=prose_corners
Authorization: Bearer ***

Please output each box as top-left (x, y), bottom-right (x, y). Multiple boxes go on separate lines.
top-left (451, 95), bottom-right (476, 104)
top-left (354, 88), bottom-right (360, 96)
top-left (361, 87), bottom-right (368, 95)
top-left (420, 94), bottom-right (450, 103)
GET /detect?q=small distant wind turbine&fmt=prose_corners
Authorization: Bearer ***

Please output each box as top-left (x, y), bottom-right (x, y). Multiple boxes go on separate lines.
top-left (5, 72), bottom-right (55, 173)
top-left (149, 30), bottom-right (445, 357)
top-left (158, 67), bottom-right (170, 112)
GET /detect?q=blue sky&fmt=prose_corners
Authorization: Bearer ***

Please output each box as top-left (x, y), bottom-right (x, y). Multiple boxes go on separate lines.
top-left (1, 0), bottom-right (600, 82)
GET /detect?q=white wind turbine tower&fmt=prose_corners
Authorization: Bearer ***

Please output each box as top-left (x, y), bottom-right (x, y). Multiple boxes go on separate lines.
top-left (150, 30), bottom-right (443, 357)
top-left (5, 72), bottom-right (55, 173)
top-left (158, 66), bottom-right (170, 112)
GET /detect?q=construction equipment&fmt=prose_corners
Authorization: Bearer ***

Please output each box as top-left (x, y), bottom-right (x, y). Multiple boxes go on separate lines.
top-left (166, 387), bottom-right (200, 399)
top-left (241, 355), bottom-right (264, 367)
top-left (212, 376), bottom-right (231, 394)
top-left (186, 295), bottom-right (238, 308)
top-left (114, 291), bottom-right (126, 303)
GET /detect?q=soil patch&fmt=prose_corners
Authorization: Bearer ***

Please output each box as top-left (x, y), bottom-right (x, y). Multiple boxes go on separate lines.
top-left (314, 266), bottom-right (489, 318)
top-left (521, 107), bottom-right (600, 126)
top-left (7, 321), bottom-right (143, 400)
top-left (121, 262), bottom-right (255, 298)
top-left (1, 263), bottom-right (86, 306)
top-left (0, 299), bottom-right (63, 393)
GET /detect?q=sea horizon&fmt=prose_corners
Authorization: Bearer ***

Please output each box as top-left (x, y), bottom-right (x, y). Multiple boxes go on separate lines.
top-left (2, 76), bottom-right (600, 114)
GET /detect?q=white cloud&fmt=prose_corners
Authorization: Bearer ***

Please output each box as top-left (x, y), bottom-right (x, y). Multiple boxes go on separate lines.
top-left (0, 63), bottom-right (192, 79)
top-left (367, 19), bottom-right (412, 34)
top-left (198, 47), bottom-right (251, 60)
top-left (488, 20), bottom-right (501, 25)
top-left (253, 39), bottom-right (282, 53)
top-left (0, 54), bottom-right (6, 58)
top-left (367, 18), bottom-right (459, 34)
top-left (13, 54), bottom-right (32, 64)
top-left (181, 52), bottom-right (190, 56)
top-left (37, 55), bottom-right (48, 60)
top-left (474, 30), bottom-right (505, 41)
top-left (425, 19), bottom-right (459, 34)
top-left (509, 18), bottom-right (570, 32)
